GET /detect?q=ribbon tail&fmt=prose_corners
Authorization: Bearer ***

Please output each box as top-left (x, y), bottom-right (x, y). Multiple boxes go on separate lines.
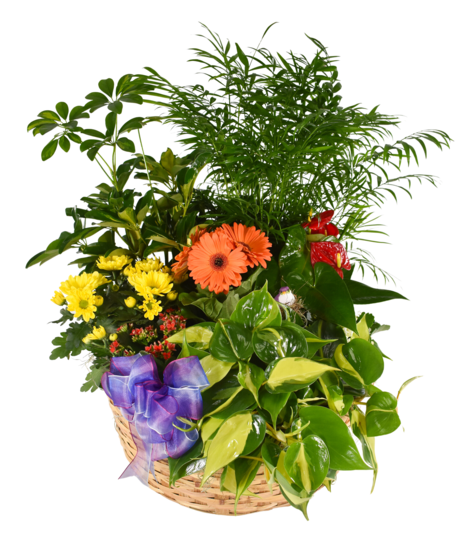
top-left (119, 421), bottom-right (151, 485)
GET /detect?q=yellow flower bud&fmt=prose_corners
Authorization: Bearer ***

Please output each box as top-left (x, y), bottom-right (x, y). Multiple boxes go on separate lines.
top-left (166, 291), bottom-right (178, 301)
top-left (51, 291), bottom-right (66, 306)
top-left (109, 333), bottom-right (118, 341)
top-left (94, 295), bottom-right (104, 306)
top-left (125, 296), bottom-right (137, 308)
top-left (82, 325), bottom-right (106, 344)
top-left (111, 284), bottom-right (120, 292)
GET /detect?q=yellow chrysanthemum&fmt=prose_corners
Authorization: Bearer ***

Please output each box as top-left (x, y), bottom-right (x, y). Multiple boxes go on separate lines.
top-left (82, 325), bottom-right (106, 344)
top-left (51, 291), bottom-right (66, 306)
top-left (128, 270), bottom-right (173, 297)
top-left (66, 288), bottom-right (97, 322)
top-left (60, 272), bottom-right (110, 295)
top-left (139, 295), bottom-right (162, 320)
top-left (134, 257), bottom-right (164, 273)
top-left (94, 295), bottom-right (104, 306)
top-left (97, 254), bottom-right (133, 271)
top-left (166, 291), bottom-right (178, 301)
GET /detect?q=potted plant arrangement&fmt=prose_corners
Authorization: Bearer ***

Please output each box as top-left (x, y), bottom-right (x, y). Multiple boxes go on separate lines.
top-left (27, 26), bottom-right (450, 518)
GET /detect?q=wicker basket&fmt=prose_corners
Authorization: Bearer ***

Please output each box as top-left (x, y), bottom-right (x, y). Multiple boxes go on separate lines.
top-left (109, 399), bottom-right (291, 515)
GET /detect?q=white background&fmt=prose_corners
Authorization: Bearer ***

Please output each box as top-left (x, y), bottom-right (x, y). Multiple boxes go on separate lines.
top-left (2, 1), bottom-right (464, 557)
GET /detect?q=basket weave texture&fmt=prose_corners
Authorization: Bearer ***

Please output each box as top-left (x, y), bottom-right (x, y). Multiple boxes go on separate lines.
top-left (109, 399), bottom-right (290, 515)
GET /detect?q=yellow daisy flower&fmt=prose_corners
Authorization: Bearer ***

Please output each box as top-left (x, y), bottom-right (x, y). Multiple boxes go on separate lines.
top-left (51, 291), bottom-right (66, 306)
top-left (123, 265), bottom-right (136, 277)
top-left (66, 288), bottom-right (97, 322)
top-left (60, 272), bottom-right (110, 295)
top-left (97, 254), bottom-right (133, 271)
top-left (139, 295), bottom-right (162, 320)
top-left (82, 325), bottom-right (106, 344)
top-left (134, 257), bottom-right (164, 273)
top-left (128, 270), bottom-right (173, 297)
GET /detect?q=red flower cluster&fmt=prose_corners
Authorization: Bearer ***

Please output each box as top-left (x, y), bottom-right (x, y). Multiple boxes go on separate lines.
top-left (302, 210), bottom-right (339, 237)
top-left (145, 341), bottom-right (177, 360)
top-left (109, 340), bottom-right (135, 356)
top-left (145, 310), bottom-right (186, 360)
top-left (159, 312), bottom-right (186, 336)
top-left (130, 325), bottom-right (157, 344)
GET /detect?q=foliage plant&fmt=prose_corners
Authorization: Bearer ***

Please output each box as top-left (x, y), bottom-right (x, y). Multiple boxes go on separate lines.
top-left (27, 25), bottom-right (450, 518)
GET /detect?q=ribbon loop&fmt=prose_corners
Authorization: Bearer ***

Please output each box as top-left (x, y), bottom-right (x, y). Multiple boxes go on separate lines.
top-left (103, 354), bottom-right (209, 485)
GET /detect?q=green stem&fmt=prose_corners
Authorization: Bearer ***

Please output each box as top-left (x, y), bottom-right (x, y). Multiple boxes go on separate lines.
top-left (95, 155), bottom-right (114, 184)
top-left (138, 129), bottom-right (160, 224)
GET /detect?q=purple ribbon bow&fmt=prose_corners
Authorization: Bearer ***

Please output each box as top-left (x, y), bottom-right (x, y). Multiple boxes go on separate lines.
top-left (102, 353), bottom-right (209, 485)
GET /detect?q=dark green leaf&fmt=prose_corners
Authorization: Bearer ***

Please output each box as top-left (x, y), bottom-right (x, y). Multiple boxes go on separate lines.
top-left (41, 139), bottom-right (58, 161)
top-left (299, 406), bottom-right (371, 471)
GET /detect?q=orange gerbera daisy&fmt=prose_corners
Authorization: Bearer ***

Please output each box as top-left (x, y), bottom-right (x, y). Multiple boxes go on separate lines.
top-left (187, 232), bottom-right (248, 294)
top-left (221, 223), bottom-right (272, 268)
top-left (171, 227), bottom-right (209, 282)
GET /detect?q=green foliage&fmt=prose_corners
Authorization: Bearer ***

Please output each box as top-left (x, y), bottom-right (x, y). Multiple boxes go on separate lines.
top-left (27, 25), bottom-right (444, 518)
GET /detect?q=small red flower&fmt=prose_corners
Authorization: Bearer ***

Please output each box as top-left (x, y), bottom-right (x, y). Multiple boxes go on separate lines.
top-left (162, 352), bottom-right (171, 360)
top-left (159, 325), bottom-right (165, 331)
top-left (303, 210), bottom-right (339, 237)
top-left (110, 341), bottom-right (120, 353)
top-left (310, 242), bottom-right (351, 279)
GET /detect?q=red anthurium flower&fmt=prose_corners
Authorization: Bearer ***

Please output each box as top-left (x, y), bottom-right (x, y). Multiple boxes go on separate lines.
top-left (310, 241), bottom-right (351, 279)
top-left (302, 210), bottom-right (339, 237)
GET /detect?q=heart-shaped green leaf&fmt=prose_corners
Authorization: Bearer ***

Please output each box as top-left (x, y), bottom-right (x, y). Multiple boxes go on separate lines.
top-left (284, 435), bottom-right (330, 493)
top-left (366, 392), bottom-right (401, 437)
top-left (350, 406), bottom-right (378, 492)
top-left (238, 362), bottom-right (265, 404)
top-left (265, 357), bottom-right (339, 393)
top-left (202, 412), bottom-right (263, 485)
top-left (259, 390), bottom-right (290, 429)
top-left (342, 338), bottom-right (384, 385)
top-left (299, 406), bottom-right (371, 471)
top-left (253, 324), bottom-right (308, 364)
top-left (210, 319), bottom-right (254, 362)
top-left (230, 283), bottom-right (282, 330)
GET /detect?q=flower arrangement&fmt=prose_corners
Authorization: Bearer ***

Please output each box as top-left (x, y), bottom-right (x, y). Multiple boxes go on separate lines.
top-left (27, 26), bottom-right (450, 518)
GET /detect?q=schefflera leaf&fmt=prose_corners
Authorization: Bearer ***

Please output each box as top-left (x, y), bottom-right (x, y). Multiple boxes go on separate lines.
top-left (366, 391), bottom-right (401, 437)
top-left (284, 435), bottom-right (330, 493)
top-left (265, 357), bottom-right (339, 393)
top-left (201, 412), bottom-right (265, 486)
top-left (230, 282), bottom-right (282, 330)
top-left (334, 337), bottom-right (384, 388)
top-left (299, 406), bottom-right (371, 471)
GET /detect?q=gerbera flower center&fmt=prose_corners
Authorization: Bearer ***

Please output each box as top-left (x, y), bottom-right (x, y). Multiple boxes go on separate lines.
top-left (210, 253), bottom-right (228, 270)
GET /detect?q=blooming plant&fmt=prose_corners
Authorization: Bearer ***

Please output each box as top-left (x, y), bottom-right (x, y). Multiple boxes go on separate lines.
top-left (27, 26), bottom-right (450, 518)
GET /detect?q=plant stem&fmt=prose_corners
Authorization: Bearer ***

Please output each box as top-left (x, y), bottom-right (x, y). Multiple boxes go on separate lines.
top-left (138, 129), bottom-right (161, 224)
